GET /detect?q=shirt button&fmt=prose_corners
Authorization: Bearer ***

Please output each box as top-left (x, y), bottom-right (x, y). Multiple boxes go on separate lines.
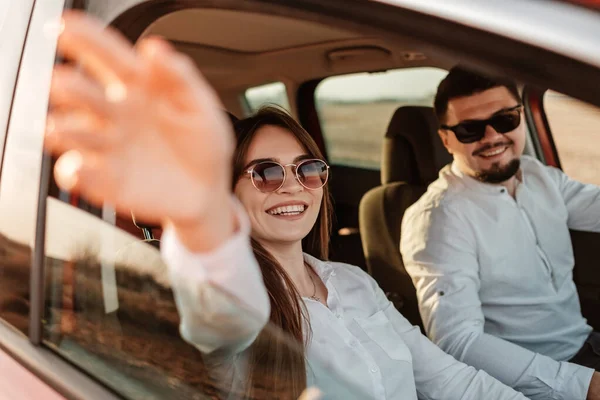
top-left (331, 271), bottom-right (336, 277)
top-left (349, 340), bottom-right (358, 347)
top-left (370, 367), bottom-right (378, 373)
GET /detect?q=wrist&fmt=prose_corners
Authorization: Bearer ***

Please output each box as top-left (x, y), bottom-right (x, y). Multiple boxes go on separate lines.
top-left (588, 372), bottom-right (600, 400)
top-left (165, 193), bottom-right (239, 253)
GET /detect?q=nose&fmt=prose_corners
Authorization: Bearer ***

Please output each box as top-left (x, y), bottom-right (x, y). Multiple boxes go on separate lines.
top-left (482, 123), bottom-right (504, 142)
top-left (277, 165), bottom-right (304, 194)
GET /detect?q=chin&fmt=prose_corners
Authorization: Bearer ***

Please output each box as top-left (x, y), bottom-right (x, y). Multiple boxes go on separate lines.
top-left (476, 158), bottom-right (521, 184)
top-left (257, 224), bottom-right (312, 244)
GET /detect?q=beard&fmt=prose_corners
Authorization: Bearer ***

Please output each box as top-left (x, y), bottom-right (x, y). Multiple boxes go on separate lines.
top-left (475, 158), bottom-right (521, 184)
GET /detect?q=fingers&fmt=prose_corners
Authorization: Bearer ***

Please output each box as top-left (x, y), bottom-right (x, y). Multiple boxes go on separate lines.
top-left (137, 36), bottom-right (223, 110)
top-left (45, 110), bottom-right (113, 155)
top-left (53, 150), bottom-right (114, 207)
top-left (53, 150), bottom-right (85, 192)
top-left (50, 65), bottom-right (111, 117)
top-left (58, 11), bottom-right (139, 87)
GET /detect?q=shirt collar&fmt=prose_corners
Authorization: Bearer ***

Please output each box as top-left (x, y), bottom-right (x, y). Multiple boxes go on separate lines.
top-left (303, 253), bottom-right (335, 283)
top-left (450, 160), bottom-right (524, 195)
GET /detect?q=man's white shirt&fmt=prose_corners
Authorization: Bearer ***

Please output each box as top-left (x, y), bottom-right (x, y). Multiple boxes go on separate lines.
top-left (401, 155), bottom-right (598, 400)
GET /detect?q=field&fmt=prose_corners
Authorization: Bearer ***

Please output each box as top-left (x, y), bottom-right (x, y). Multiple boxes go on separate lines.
top-left (318, 96), bottom-right (600, 185)
top-left (545, 94), bottom-right (600, 185)
top-left (318, 101), bottom-right (426, 169)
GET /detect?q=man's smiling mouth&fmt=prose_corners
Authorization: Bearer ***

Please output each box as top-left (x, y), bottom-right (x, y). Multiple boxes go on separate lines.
top-left (479, 146), bottom-right (508, 158)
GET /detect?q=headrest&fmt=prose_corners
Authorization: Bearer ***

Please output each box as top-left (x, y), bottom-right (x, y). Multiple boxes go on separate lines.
top-left (381, 106), bottom-right (452, 185)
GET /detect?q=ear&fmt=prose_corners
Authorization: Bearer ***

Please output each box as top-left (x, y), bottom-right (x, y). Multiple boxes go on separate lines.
top-left (438, 129), bottom-right (453, 155)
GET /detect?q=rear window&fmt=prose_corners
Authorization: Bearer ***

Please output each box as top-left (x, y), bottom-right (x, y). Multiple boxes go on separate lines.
top-left (243, 81), bottom-right (291, 115)
top-left (315, 67), bottom-right (447, 169)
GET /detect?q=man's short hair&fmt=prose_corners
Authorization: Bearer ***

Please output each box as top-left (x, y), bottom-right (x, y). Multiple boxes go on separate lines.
top-left (434, 66), bottom-right (521, 123)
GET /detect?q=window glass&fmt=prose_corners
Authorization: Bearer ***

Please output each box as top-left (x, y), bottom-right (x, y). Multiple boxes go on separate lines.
top-left (315, 68), bottom-right (447, 169)
top-left (545, 91), bottom-right (600, 185)
top-left (42, 196), bottom-right (372, 399)
top-left (243, 82), bottom-right (290, 115)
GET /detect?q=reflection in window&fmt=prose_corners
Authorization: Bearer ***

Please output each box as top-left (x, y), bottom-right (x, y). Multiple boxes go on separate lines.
top-left (244, 82), bottom-right (290, 115)
top-left (41, 196), bottom-right (369, 399)
top-left (0, 233), bottom-right (31, 334)
top-left (315, 68), bottom-right (447, 169)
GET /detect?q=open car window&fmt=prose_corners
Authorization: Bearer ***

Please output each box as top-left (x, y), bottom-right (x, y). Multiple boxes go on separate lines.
top-left (243, 82), bottom-right (291, 115)
top-left (544, 90), bottom-right (600, 184)
top-left (315, 68), bottom-right (447, 169)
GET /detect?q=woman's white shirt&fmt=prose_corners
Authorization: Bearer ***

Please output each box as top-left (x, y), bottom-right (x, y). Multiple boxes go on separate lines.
top-left (161, 205), bottom-right (527, 400)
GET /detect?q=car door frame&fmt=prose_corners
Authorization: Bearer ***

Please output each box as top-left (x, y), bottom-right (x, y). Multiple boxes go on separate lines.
top-left (0, 0), bottom-right (124, 398)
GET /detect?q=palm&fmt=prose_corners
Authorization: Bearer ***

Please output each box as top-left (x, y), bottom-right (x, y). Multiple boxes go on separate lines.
top-left (46, 12), bottom-right (234, 225)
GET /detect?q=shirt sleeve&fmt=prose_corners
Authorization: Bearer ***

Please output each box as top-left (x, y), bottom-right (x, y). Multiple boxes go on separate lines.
top-left (365, 273), bottom-right (527, 400)
top-left (546, 165), bottom-right (600, 232)
top-left (160, 197), bottom-right (271, 354)
top-left (400, 203), bottom-right (594, 400)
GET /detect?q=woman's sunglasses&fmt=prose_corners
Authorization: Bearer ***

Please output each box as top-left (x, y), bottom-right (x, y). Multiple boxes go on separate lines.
top-left (441, 105), bottom-right (523, 144)
top-left (246, 159), bottom-right (330, 193)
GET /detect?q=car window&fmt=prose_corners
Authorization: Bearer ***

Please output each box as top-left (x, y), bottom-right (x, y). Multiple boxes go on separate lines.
top-left (243, 82), bottom-right (291, 115)
top-left (42, 195), bottom-right (372, 400)
top-left (544, 90), bottom-right (600, 185)
top-left (315, 67), bottom-right (447, 169)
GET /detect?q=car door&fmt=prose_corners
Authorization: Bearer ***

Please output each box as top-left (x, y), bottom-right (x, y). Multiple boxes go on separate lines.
top-left (2, 1), bottom-right (600, 399)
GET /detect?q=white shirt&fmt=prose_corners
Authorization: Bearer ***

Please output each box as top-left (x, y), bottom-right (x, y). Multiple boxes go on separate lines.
top-left (161, 200), bottom-right (526, 400)
top-left (401, 155), bottom-right (597, 400)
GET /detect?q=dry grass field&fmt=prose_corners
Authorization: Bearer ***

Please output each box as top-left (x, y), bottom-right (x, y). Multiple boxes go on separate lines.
top-left (545, 94), bottom-right (600, 185)
top-left (318, 101), bottom-right (424, 169)
top-left (319, 96), bottom-right (600, 186)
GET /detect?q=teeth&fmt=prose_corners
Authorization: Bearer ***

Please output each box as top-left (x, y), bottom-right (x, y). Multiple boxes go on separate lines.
top-left (481, 147), bottom-right (506, 157)
top-left (268, 205), bottom-right (306, 215)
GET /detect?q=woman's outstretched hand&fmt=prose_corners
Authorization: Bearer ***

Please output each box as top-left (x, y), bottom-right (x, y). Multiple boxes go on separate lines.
top-left (45, 11), bottom-right (237, 251)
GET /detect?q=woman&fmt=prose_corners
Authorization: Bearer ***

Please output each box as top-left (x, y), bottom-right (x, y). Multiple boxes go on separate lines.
top-left (46, 11), bottom-right (527, 400)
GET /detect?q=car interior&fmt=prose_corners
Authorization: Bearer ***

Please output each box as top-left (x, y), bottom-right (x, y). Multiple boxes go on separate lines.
top-left (98, 5), bottom-right (600, 331)
top-left (20, 1), bottom-right (599, 398)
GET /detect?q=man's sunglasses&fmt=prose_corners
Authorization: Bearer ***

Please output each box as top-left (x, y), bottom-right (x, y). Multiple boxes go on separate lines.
top-left (246, 159), bottom-right (330, 193)
top-left (441, 105), bottom-right (523, 144)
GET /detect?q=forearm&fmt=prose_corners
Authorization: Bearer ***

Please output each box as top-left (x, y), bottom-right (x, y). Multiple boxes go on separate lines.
top-left (382, 304), bottom-right (525, 400)
top-left (166, 191), bottom-right (237, 253)
top-left (161, 198), bottom-right (271, 353)
top-left (454, 331), bottom-right (594, 400)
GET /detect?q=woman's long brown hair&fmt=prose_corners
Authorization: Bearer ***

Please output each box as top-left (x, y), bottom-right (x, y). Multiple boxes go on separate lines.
top-left (232, 106), bottom-right (333, 399)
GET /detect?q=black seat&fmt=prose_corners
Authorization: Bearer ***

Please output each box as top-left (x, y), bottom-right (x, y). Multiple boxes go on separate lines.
top-left (358, 106), bottom-right (451, 330)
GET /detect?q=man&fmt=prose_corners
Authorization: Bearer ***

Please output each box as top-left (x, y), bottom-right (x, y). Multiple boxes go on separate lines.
top-left (400, 67), bottom-right (600, 400)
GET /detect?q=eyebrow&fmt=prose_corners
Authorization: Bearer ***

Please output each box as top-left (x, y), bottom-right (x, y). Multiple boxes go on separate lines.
top-left (459, 105), bottom-right (522, 124)
top-left (244, 154), bottom-right (313, 171)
